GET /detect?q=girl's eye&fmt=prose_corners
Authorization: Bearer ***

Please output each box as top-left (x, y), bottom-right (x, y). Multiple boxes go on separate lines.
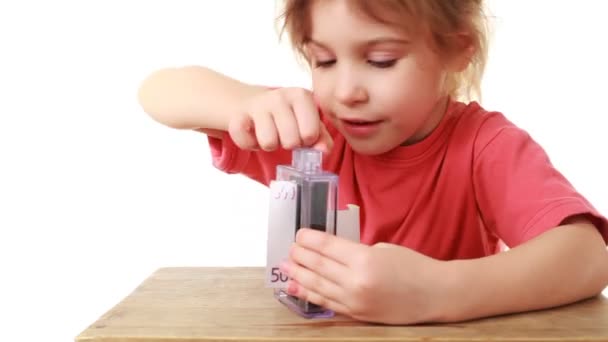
top-left (368, 59), bottom-right (397, 68)
top-left (314, 59), bottom-right (336, 68)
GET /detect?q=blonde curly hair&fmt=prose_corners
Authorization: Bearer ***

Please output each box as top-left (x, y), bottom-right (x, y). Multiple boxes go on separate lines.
top-left (277, 0), bottom-right (489, 102)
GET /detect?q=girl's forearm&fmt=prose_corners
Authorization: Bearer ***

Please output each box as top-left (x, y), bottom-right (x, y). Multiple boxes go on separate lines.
top-left (437, 220), bottom-right (608, 322)
top-left (137, 65), bottom-right (265, 130)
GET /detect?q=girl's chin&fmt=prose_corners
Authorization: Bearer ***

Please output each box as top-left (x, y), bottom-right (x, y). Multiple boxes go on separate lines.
top-left (344, 137), bottom-right (396, 156)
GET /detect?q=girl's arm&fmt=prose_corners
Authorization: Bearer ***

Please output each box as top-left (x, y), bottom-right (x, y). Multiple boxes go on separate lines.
top-left (137, 66), bottom-right (266, 133)
top-left (137, 66), bottom-right (330, 151)
top-left (441, 217), bottom-right (608, 322)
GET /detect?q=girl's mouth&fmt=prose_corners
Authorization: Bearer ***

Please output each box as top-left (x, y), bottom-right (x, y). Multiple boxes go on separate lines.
top-left (340, 119), bottom-right (383, 138)
top-left (343, 119), bottom-right (380, 125)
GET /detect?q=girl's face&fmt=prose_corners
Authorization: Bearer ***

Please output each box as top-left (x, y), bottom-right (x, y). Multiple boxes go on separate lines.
top-left (307, 0), bottom-right (453, 155)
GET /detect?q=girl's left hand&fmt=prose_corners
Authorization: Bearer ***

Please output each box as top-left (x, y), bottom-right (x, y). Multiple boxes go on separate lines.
top-left (280, 228), bottom-right (448, 325)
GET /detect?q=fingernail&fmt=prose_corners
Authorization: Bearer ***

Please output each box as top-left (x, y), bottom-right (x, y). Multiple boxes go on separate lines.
top-left (286, 281), bottom-right (298, 295)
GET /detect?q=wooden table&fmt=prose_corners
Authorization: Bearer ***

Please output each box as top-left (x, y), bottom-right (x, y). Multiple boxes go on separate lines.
top-left (76, 267), bottom-right (608, 342)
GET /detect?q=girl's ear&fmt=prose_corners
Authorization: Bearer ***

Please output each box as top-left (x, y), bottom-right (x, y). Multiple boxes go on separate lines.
top-left (446, 32), bottom-right (476, 72)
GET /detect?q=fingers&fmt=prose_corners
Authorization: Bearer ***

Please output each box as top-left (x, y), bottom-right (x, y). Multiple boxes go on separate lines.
top-left (281, 258), bottom-right (351, 316)
top-left (281, 259), bottom-right (344, 302)
top-left (295, 228), bottom-right (364, 266)
top-left (228, 88), bottom-right (332, 153)
top-left (252, 112), bottom-right (280, 151)
top-left (312, 122), bottom-right (334, 153)
top-left (273, 99), bottom-right (302, 150)
top-left (285, 279), bottom-right (351, 316)
top-left (228, 114), bottom-right (259, 150)
top-left (290, 89), bottom-right (321, 146)
top-left (290, 89), bottom-right (334, 153)
top-left (288, 242), bottom-right (350, 286)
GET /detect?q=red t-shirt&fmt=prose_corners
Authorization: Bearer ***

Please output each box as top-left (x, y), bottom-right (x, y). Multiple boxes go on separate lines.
top-left (208, 99), bottom-right (607, 260)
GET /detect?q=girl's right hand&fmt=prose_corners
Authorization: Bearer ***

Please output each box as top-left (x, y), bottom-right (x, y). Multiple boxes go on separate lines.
top-left (228, 87), bottom-right (333, 152)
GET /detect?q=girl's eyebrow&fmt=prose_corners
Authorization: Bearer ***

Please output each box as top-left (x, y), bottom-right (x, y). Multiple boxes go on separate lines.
top-left (308, 37), bottom-right (410, 50)
top-left (306, 40), bottom-right (331, 50)
top-left (362, 37), bottom-right (411, 47)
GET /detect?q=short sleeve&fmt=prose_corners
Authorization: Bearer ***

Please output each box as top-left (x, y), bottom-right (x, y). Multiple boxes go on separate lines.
top-left (208, 131), bottom-right (252, 174)
top-left (207, 132), bottom-right (291, 186)
top-left (472, 113), bottom-right (608, 247)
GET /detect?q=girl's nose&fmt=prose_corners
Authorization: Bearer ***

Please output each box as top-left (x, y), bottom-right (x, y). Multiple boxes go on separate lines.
top-left (334, 69), bottom-right (368, 107)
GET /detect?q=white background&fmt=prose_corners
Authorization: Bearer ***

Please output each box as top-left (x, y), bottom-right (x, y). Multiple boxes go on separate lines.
top-left (1, 1), bottom-right (607, 341)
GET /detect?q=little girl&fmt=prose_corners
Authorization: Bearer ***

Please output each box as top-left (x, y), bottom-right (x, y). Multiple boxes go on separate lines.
top-left (137, 0), bottom-right (608, 325)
